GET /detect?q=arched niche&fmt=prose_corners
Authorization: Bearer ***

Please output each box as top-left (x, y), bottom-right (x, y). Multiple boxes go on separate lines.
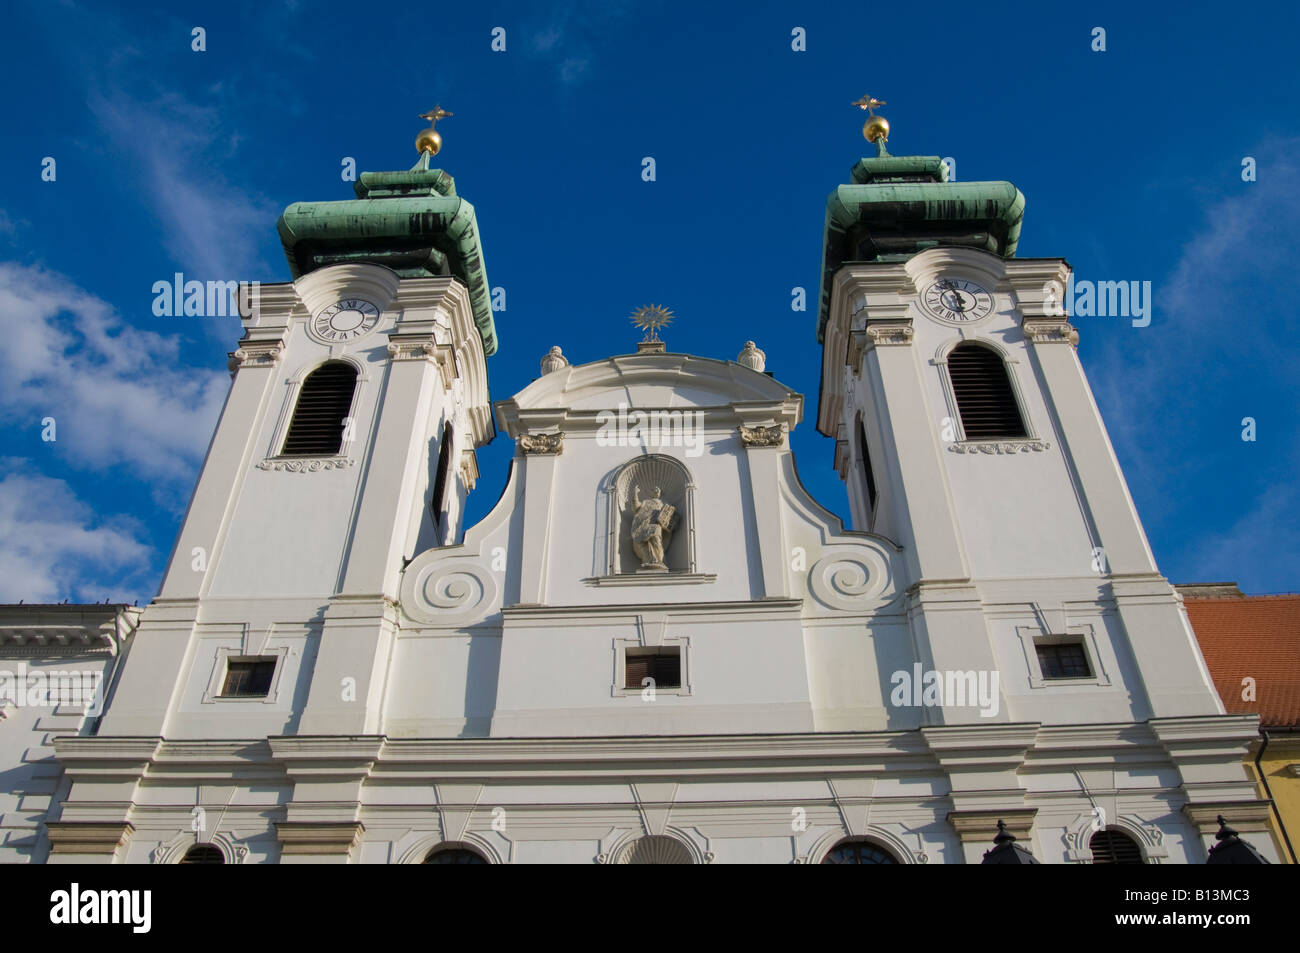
top-left (604, 454), bottom-right (696, 575)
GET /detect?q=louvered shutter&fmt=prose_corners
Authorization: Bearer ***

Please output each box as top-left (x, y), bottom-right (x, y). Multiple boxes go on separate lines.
top-left (282, 362), bottom-right (358, 455)
top-left (625, 655), bottom-right (652, 689)
top-left (947, 344), bottom-right (1026, 439)
top-left (1089, 829), bottom-right (1144, 864)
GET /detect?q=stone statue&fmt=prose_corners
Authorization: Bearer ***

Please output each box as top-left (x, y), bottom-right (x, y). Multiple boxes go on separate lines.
top-left (630, 485), bottom-right (678, 571)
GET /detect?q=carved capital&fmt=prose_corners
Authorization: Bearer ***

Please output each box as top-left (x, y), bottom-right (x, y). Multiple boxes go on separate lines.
top-left (275, 821), bottom-right (365, 856)
top-left (1023, 320), bottom-right (1079, 346)
top-left (227, 343), bottom-right (282, 371)
top-left (518, 432), bottom-right (564, 455)
top-left (387, 339), bottom-right (437, 361)
top-left (46, 821), bottom-right (135, 855)
top-left (737, 424), bottom-right (785, 448)
top-left (864, 323), bottom-right (914, 347)
top-left (948, 810), bottom-right (1037, 844)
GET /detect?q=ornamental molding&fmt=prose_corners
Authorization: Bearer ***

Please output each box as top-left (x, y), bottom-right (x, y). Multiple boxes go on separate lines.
top-left (1023, 320), bottom-right (1079, 346)
top-left (737, 423), bottom-right (784, 448)
top-left (518, 432), bottom-right (564, 455)
top-left (948, 809), bottom-right (1037, 844)
top-left (1182, 800), bottom-right (1274, 834)
top-left (45, 821), bottom-right (135, 855)
top-left (275, 821), bottom-right (365, 856)
top-left (256, 456), bottom-right (355, 472)
top-left (227, 342), bottom-right (283, 371)
top-left (947, 439), bottom-right (1051, 455)
top-left (1063, 811), bottom-right (1169, 864)
top-left (152, 830), bottom-right (249, 865)
top-left (864, 323), bottom-right (914, 347)
top-left (799, 825), bottom-right (927, 865)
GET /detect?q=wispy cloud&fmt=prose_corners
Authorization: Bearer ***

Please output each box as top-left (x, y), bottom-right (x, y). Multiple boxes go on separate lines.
top-left (0, 462), bottom-right (152, 603)
top-left (88, 88), bottom-right (279, 282)
top-left (1088, 137), bottom-right (1300, 591)
top-left (0, 260), bottom-right (227, 483)
top-left (522, 0), bottom-right (643, 85)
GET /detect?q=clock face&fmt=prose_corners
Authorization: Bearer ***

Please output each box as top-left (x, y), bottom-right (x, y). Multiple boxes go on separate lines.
top-left (310, 299), bottom-right (380, 343)
top-left (921, 279), bottom-right (994, 324)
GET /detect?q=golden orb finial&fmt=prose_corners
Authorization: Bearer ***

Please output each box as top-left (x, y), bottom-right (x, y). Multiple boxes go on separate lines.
top-left (416, 105), bottom-right (453, 157)
top-left (852, 94), bottom-right (890, 152)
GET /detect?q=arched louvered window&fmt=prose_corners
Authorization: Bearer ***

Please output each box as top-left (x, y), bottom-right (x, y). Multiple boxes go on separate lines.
top-left (430, 422), bottom-right (454, 531)
top-left (821, 839), bottom-right (900, 864)
top-left (856, 417), bottom-right (878, 515)
top-left (423, 846), bottom-right (488, 864)
top-left (1089, 828), bottom-right (1144, 864)
top-left (947, 343), bottom-right (1026, 440)
top-left (281, 362), bottom-right (358, 456)
top-left (179, 844), bottom-right (225, 864)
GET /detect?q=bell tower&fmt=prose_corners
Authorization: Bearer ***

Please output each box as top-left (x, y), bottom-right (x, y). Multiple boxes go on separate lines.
top-left (816, 99), bottom-right (1222, 722)
top-left (97, 113), bottom-right (499, 737)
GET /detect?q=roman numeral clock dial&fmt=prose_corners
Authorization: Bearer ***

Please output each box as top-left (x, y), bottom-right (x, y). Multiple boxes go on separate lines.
top-left (309, 298), bottom-right (380, 343)
top-left (921, 279), bottom-right (994, 324)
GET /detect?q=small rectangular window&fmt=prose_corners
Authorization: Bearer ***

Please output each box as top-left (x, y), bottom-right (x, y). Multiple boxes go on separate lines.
top-left (1036, 643), bottom-right (1091, 679)
top-left (625, 648), bottom-right (681, 690)
top-left (220, 658), bottom-right (277, 697)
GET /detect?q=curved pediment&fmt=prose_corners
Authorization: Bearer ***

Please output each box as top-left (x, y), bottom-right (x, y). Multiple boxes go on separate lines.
top-left (498, 353), bottom-right (798, 436)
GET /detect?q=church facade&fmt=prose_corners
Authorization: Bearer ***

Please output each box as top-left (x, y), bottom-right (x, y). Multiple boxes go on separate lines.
top-left (5, 115), bottom-right (1276, 864)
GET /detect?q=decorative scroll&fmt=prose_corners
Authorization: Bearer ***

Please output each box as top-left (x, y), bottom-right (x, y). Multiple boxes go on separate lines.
top-left (807, 546), bottom-right (891, 610)
top-left (403, 559), bottom-right (500, 626)
top-left (947, 440), bottom-right (1051, 455)
top-left (256, 457), bottom-right (355, 472)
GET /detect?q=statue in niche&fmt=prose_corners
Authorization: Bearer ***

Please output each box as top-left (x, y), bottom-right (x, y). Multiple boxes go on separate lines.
top-left (629, 485), bottom-right (678, 572)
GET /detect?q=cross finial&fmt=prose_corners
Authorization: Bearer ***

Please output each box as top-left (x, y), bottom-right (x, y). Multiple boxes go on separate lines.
top-left (419, 105), bottom-right (454, 126)
top-left (852, 95), bottom-right (886, 116)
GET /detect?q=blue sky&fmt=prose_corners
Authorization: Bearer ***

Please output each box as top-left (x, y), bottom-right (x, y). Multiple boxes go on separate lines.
top-left (1, 0), bottom-right (1297, 603)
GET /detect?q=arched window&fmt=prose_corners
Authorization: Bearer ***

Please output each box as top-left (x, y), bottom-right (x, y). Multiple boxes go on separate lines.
top-left (946, 343), bottom-right (1026, 440)
top-left (856, 416), bottom-right (878, 516)
top-left (821, 839), bottom-right (900, 864)
top-left (430, 422), bottom-right (455, 532)
top-left (618, 835), bottom-right (694, 865)
top-left (179, 844), bottom-right (225, 864)
top-left (1089, 828), bottom-right (1144, 864)
top-left (281, 361), bottom-right (358, 456)
top-left (423, 846), bottom-right (488, 864)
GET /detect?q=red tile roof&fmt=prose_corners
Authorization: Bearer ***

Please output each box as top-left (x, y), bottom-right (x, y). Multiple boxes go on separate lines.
top-left (1183, 593), bottom-right (1300, 729)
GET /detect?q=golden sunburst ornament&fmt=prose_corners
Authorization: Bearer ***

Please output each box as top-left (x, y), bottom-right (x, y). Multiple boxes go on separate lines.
top-left (630, 304), bottom-right (674, 344)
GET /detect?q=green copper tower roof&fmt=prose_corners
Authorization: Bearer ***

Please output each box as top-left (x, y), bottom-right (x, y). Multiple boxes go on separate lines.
top-left (277, 167), bottom-right (498, 356)
top-left (815, 152), bottom-right (1026, 343)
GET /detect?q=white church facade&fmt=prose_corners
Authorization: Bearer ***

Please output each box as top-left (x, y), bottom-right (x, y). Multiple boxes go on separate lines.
top-left (1, 116), bottom-right (1275, 864)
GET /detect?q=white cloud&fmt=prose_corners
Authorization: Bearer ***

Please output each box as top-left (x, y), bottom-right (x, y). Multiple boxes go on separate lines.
top-left (88, 89), bottom-right (279, 282)
top-left (0, 260), bottom-right (227, 482)
top-left (0, 465), bottom-right (152, 603)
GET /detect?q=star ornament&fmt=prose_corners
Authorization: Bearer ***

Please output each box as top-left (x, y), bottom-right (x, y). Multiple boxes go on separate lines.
top-left (630, 304), bottom-right (674, 342)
